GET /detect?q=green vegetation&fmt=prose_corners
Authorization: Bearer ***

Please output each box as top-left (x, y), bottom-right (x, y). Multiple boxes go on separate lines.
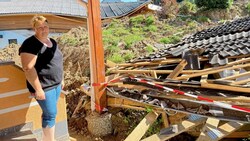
top-left (124, 34), bottom-right (144, 49)
top-left (59, 34), bottom-right (79, 46)
top-left (246, 2), bottom-right (250, 13)
top-left (145, 45), bottom-right (154, 53)
top-left (107, 53), bottom-right (124, 63)
top-left (160, 35), bottom-right (181, 44)
top-left (195, 0), bottom-right (233, 9)
top-left (102, 12), bottom-right (209, 63)
top-left (144, 116), bottom-right (163, 138)
top-left (179, 0), bottom-right (197, 15)
top-left (129, 15), bottom-right (144, 27)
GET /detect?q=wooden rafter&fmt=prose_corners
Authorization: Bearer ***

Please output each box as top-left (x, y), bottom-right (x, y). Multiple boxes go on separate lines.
top-left (141, 115), bottom-right (206, 141)
top-left (124, 112), bottom-right (159, 141)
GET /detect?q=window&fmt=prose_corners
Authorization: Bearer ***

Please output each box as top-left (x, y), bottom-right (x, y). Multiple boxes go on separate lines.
top-left (0, 35), bottom-right (3, 38)
top-left (8, 39), bottom-right (17, 44)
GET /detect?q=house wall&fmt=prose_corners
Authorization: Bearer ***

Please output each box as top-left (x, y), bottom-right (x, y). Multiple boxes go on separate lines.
top-left (0, 30), bottom-right (63, 49)
top-left (0, 30), bottom-right (28, 49)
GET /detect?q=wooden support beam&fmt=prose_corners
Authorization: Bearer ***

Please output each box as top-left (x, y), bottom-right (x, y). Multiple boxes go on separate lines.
top-left (192, 131), bottom-right (250, 138)
top-left (141, 115), bottom-right (206, 141)
top-left (196, 121), bottom-right (244, 141)
top-left (176, 63), bottom-right (250, 80)
top-left (108, 83), bottom-right (250, 104)
top-left (110, 69), bottom-right (199, 74)
top-left (116, 59), bottom-right (183, 67)
top-left (201, 83), bottom-right (250, 93)
top-left (125, 112), bottom-right (159, 141)
top-left (167, 60), bottom-right (187, 79)
top-left (82, 0), bottom-right (106, 112)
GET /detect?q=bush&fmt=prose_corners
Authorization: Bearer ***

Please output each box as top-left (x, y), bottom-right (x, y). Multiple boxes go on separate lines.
top-left (179, 0), bottom-right (197, 15)
top-left (195, 0), bottom-right (233, 9)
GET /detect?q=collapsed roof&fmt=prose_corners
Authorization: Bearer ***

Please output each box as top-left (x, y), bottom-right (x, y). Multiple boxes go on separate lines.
top-left (132, 16), bottom-right (250, 65)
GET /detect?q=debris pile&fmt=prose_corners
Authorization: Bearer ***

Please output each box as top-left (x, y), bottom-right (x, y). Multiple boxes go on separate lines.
top-left (90, 16), bottom-right (250, 140)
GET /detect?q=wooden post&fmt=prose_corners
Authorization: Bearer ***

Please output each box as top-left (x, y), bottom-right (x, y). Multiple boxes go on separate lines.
top-left (77, 0), bottom-right (106, 113)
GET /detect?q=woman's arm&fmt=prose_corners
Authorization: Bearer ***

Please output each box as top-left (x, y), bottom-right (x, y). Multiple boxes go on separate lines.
top-left (20, 53), bottom-right (45, 100)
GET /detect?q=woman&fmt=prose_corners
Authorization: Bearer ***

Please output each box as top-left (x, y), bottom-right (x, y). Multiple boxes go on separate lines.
top-left (19, 15), bottom-right (63, 141)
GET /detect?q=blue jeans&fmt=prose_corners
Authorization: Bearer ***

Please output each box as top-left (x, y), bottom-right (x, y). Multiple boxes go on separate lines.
top-left (36, 84), bottom-right (61, 128)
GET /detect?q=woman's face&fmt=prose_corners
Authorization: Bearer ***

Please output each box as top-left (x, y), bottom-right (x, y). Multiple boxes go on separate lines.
top-left (34, 21), bottom-right (49, 38)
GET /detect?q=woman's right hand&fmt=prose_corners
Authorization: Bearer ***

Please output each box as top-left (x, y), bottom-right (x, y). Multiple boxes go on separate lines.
top-left (35, 90), bottom-right (46, 100)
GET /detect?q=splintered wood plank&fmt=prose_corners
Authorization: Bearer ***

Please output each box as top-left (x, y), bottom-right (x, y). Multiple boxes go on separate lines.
top-left (201, 83), bottom-right (250, 93)
top-left (110, 69), bottom-right (199, 74)
top-left (176, 63), bottom-right (250, 80)
top-left (196, 121), bottom-right (244, 141)
top-left (141, 115), bottom-right (206, 141)
top-left (124, 112), bottom-right (159, 141)
top-left (167, 60), bottom-right (187, 79)
top-left (196, 118), bottom-right (220, 141)
top-left (116, 59), bottom-right (183, 67)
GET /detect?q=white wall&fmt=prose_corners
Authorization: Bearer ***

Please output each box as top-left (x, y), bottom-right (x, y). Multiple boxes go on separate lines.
top-left (0, 30), bottom-right (33, 49)
top-left (0, 30), bottom-right (62, 49)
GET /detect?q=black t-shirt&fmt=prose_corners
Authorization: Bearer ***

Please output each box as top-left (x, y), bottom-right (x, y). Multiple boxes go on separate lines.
top-left (19, 35), bottom-right (63, 93)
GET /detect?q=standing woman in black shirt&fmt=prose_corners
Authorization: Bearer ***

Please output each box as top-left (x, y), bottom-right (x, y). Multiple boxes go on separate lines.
top-left (19, 15), bottom-right (64, 141)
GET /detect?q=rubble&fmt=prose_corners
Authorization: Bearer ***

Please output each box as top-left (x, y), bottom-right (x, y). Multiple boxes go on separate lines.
top-left (94, 16), bottom-right (250, 140)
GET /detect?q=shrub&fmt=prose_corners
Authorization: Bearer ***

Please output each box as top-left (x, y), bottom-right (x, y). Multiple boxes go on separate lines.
top-left (195, 0), bottom-right (233, 9)
top-left (179, 0), bottom-right (197, 15)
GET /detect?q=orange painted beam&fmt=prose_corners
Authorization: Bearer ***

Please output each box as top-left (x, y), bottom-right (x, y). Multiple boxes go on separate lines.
top-left (78, 0), bottom-right (106, 113)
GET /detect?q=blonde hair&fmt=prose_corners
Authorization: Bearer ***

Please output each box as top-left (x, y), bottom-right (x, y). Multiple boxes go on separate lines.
top-left (31, 15), bottom-right (48, 28)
